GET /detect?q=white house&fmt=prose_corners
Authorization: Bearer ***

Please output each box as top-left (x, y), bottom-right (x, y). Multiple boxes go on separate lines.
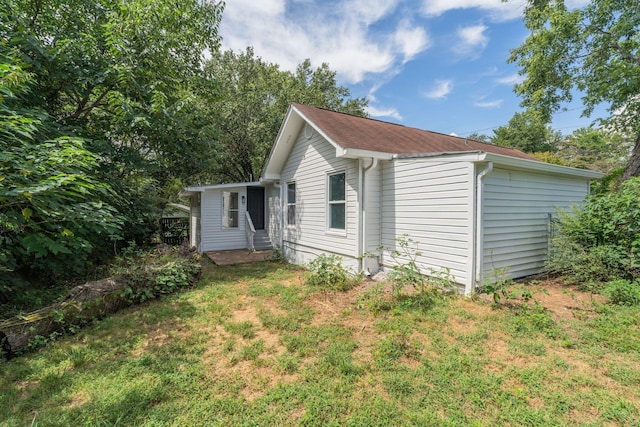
top-left (182, 103), bottom-right (602, 294)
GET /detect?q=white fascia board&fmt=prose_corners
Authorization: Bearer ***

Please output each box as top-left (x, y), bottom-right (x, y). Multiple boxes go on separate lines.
top-left (183, 181), bottom-right (262, 193)
top-left (481, 153), bottom-right (604, 179)
top-left (394, 151), bottom-right (484, 162)
top-left (261, 105), bottom-right (305, 180)
top-left (338, 148), bottom-right (394, 160)
top-left (260, 173), bottom-right (281, 183)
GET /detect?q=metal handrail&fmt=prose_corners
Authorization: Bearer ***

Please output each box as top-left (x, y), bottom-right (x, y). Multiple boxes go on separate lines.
top-left (245, 211), bottom-right (256, 251)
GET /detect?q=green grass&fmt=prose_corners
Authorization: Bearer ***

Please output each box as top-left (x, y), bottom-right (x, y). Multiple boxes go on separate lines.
top-left (1, 259), bottom-right (640, 426)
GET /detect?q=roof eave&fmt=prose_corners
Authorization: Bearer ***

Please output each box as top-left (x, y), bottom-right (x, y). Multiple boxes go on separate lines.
top-left (481, 153), bottom-right (604, 179)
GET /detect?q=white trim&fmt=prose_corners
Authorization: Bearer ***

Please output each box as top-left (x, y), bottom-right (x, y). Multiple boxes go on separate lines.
top-left (185, 181), bottom-right (262, 193)
top-left (327, 170), bottom-right (347, 233)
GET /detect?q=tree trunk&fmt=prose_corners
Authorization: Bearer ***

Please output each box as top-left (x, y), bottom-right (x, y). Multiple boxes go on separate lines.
top-left (622, 135), bottom-right (640, 180)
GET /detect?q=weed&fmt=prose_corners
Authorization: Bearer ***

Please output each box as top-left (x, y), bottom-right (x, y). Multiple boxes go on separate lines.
top-left (604, 279), bottom-right (640, 306)
top-left (355, 283), bottom-right (392, 314)
top-left (306, 254), bottom-right (360, 291)
top-left (482, 266), bottom-right (533, 304)
top-left (223, 320), bottom-right (256, 339)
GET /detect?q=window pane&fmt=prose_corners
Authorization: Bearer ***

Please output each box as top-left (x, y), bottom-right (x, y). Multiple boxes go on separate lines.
top-left (222, 191), bottom-right (239, 228)
top-left (287, 183), bottom-right (295, 204)
top-left (330, 203), bottom-right (345, 230)
top-left (287, 205), bottom-right (296, 225)
top-left (329, 173), bottom-right (345, 201)
top-left (230, 192), bottom-right (238, 209)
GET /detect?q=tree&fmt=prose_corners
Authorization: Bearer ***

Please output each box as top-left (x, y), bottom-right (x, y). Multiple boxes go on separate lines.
top-left (0, 55), bottom-right (121, 288)
top-left (0, 0), bottom-right (224, 286)
top-left (1, 0), bottom-right (224, 242)
top-left (557, 127), bottom-right (632, 174)
top-left (201, 48), bottom-right (368, 183)
top-left (509, 0), bottom-right (640, 179)
top-left (490, 110), bottom-right (561, 153)
top-left (466, 132), bottom-right (490, 143)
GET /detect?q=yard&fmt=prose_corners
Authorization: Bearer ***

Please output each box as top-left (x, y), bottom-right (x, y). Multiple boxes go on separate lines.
top-left (1, 259), bottom-right (639, 426)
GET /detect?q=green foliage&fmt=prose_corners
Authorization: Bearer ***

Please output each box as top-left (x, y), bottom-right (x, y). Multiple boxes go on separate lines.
top-left (482, 266), bottom-right (533, 304)
top-left (114, 247), bottom-right (201, 304)
top-left (490, 110), bottom-right (561, 153)
top-left (306, 254), bottom-right (360, 291)
top-left (549, 177), bottom-right (640, 284)
top-left (509, 0), bottom-right (640, 178)
top-left (0, 56), bottom-right (122, 288)
top-left (200, 48), bottom-right (368, 183)
top-left (604, 279), bottom-right (640, 306)
top-left (386, 235), bottom-right (455, 296)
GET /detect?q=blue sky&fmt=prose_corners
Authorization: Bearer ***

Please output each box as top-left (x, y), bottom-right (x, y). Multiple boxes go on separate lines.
top-left (220, 0), bottom-right (601, 138)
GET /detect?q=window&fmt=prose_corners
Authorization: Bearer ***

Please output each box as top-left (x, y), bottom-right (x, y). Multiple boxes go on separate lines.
top-left (328, 172), bottom-right (345, 230)
top-left (287, 182), bottom-right (296, 226)
top-left (222, 191), bottom-right (239, 228)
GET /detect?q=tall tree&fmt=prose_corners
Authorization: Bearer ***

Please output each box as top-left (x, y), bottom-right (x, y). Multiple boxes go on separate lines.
top-left (202, 48), bottom-right (368, 183)
top-left (0, 54), bottom-right (121, 285)
top-left (509, 0), bottom-right (640, 179)
top-left (1, 0), bottom-right (224, 243)
top-left (490, 110), bottom-right (561, 153)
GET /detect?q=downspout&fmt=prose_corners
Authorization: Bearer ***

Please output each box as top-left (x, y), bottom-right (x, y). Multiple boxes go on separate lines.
top-left (273, 182), bottom-right (283, 249)
top-left (358, 158), bottom-right (379, 273)
top-left (470, 161), bottom-right (493, 295)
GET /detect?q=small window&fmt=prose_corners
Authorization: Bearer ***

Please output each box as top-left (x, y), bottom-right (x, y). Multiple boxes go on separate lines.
top-left (287, 182), bottom-right (296, 226)
top-left (328, 172), bottom-right (345, 230)
top-left (222, 191), bottom-right (239, 228)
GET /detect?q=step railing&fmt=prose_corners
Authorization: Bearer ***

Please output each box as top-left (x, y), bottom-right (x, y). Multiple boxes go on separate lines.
top-left (245, 211), bottom-right (256, 251)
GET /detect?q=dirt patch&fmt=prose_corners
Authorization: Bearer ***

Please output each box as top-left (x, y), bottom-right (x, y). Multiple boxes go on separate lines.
top-left (66, 390), bottom-right (91, 409)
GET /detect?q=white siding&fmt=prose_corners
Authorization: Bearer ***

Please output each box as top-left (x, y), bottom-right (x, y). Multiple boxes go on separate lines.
top-left (266, 184), bottom-right (281, 248)
top-left (381, 158), bottom-right (473, 284)
top-left (481, 167), bottom-right (590, 280)
top-left (280, 128), bottom-right (360, 267)
top-left (201, 187), bottom-right (248, 251)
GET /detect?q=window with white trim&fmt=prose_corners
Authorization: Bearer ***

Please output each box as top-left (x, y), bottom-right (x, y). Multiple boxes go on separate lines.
top-left (222, 191), bottom-right (239, 228)
top-left (287, 182), bottom-right (296, 226)
top-left (328, 172), bottom-right (345, 230)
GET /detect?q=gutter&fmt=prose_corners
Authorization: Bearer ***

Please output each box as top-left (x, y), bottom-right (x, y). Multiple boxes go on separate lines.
top-left (469, 161), bottom-right (493, 295)
top-left (358, 158), bottom-right (379, 274)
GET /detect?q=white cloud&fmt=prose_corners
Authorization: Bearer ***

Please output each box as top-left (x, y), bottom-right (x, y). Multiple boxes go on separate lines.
top-left (421, 0), bottom-right (526, 21)
top-left (453, 24), bottom-right (489, 57)
top-left (219, 0), bottom-right (432, 84)
top-left (424, 80), bottom-right (453, 99)
top-left (495, 73), bottom-right (525, 85)
top-left (475, 99), bottom-right (503, 108)
top-left (367, 105), bottom-right (403, 120)
top-left (394, 20), bottom-right (431, 63)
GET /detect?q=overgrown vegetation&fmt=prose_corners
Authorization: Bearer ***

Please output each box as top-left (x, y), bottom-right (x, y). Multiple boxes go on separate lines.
top-left (1, 0), bottom-right (367, 301)
top-left (550, 177), bottom-right (640, 286)
top-left (1, 261), bottom-right (638, 425)
top-left (306, 254), bottom-right (360, 291)
top-left (0, 246), bottom-right (200, 357)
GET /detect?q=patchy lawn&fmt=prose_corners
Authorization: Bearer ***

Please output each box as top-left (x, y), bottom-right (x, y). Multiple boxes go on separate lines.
top-left (1, 260), bottom-right (639, 426)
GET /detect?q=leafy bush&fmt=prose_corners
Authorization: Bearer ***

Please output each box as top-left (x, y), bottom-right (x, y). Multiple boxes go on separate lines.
top-left (386, 235), bottom-right (455, 296)
top-left (604, 279), bottom-right (640, 306)
top-left (549, 177), bottom-right (640, 284)
top-left (306, 254), bottom-right (359, 291)
top-left (114, 245), bottom-right (201, 303)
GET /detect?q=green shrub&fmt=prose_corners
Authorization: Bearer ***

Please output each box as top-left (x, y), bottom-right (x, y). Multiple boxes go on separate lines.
top-left (306, 254), bottom-right (359, 291)
top-left (604, 279), bottom-right (640, 306)
top-left (549, 177), bottom-right (640, 285)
